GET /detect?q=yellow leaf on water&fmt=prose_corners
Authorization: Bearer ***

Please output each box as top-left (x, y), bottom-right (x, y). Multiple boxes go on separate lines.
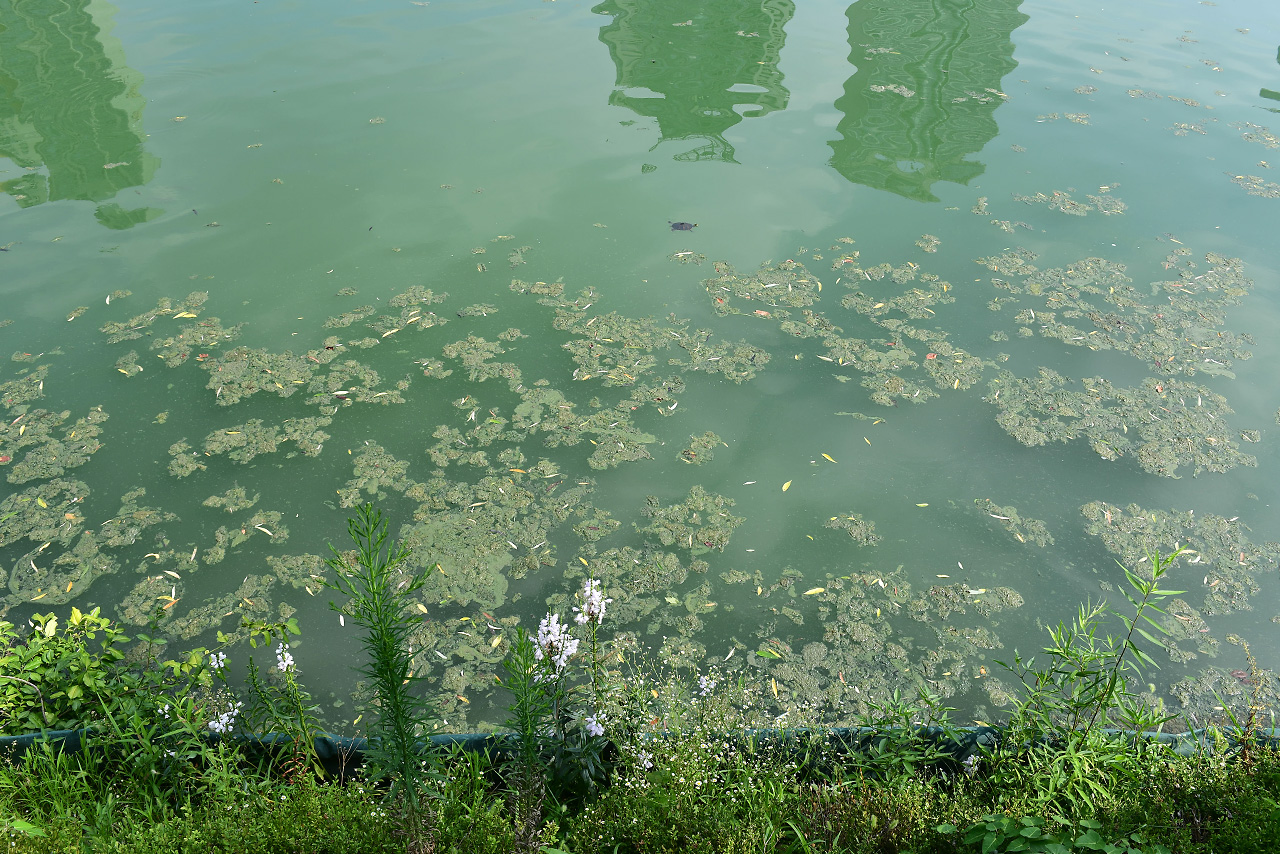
top-left (954, 378), bottom-right (960, 389)
top-left (36, 498), bottom-right (47, 508)
top-left (821, 453), bottom-right (837, 463)
top-left (772, 678), bottom-right (779, 698)
top-left (579, 557), bottom-right (589, 566)
top-left (864, 437), bottom-right (871, 445)
top-left (173, 312), bottom-right (198, 318)
top-left (416, 603), bottom-right (429, 614)
top-left (66, 581), bottom-right (74, 592)
top-left (803, 587), bottom-right (825, 595)
top-left (782, 481), bottom-right (791, 491)
top-left (490, 635), bottom-right (503, 648)
top-left (916, 503), bottom-right (929, 507)
top-left (31, 593), bottom-right (46, 601)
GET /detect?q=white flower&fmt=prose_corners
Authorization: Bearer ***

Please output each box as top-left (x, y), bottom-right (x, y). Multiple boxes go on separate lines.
top-left (584, 714), bottom-right (604, 738)
top-left (573, 578), bottom-right (612, 626)
top-left (275, 643), bottom-right (295, 673)
top-left (209, 651), bottom-right (227, 673)
top-left (535, 613), bottom-right (579, 673)
top-left (208, 701), bottom-right (242, 734)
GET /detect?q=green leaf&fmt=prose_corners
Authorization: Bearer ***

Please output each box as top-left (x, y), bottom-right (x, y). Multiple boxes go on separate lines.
top-left (936, 824), bottom-right (958, 834)
top-left (1135, 626), bottom-right (1166, 647)
top-left (1141, 612), bottom-right (1171, 634)
top-left (6, 819), bottom-right (44, 837)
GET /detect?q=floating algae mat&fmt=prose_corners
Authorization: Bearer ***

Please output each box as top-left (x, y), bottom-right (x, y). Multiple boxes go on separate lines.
top-left (1, 222), bottom-right (1277, 731)
top-left (1, 0), bottom-right (1279, 734)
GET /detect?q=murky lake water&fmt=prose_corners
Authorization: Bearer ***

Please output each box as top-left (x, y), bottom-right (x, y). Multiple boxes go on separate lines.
top-left (2, 0), bottom-right (1279, 731)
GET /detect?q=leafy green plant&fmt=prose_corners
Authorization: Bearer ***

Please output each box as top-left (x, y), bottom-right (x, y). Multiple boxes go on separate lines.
top-left (324, 502), bottom-right (438, 844)
top-left (939, 814), bottom-right (1172, 854)
top-left (500, 584), bottom-right (612, 801)
top-left (0, 607), bottom-right (131, 733)
top-left (846, 687), bottom-right (960, 781)
top-left (238, 617), bottom-right (327, 780)
top-left (982, 548), bottom-right (1185, 814)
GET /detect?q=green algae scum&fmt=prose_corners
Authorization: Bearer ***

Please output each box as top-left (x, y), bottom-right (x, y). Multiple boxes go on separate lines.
top-left (2, 0), bottom-right (1280, 739)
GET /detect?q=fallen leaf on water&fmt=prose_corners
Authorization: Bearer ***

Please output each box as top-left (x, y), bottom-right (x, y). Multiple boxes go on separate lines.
top-left (821, 453), bottom-right (837, 463)
top-left (916, 503), bottom-right (929, 507)
top-left (782, 480), bottom-right (792, 491)
top-left (803, 587), bottom-right (825, 595)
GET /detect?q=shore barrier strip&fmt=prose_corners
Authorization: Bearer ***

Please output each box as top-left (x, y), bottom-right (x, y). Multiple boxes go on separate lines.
top-left (3, 726), bottom-right (1278, 777)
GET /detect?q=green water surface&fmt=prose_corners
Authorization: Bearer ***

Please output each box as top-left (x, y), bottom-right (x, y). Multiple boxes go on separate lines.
top-left (2, 0), bottom-right (1279, 730)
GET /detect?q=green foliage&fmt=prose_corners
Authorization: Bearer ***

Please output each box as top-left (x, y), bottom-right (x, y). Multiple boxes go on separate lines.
top-left (501, 628), bottom-right (610, 805)
top-left (323, 503), bottom-right (438, 819)
top-left (430, 747), bottom-right (520, 854)
top-left (940, 814), bottom-right (1171, 854)
top-left (239, 618), bottom-right (326, 780)
top-left (0, 607), bottom-right (131, 733)
top-left (982, 548), bottom-right (1184, 815)
top-left (847, 688), bottom-right (960, 780)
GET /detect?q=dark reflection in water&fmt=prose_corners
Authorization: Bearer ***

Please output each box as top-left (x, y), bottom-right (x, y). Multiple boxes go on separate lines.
top-left (0, 0), bottom-right (160, 228)
top-left (1262, 46), bottom-right (1279, 105)
top-left (828, 0), bottom-right (1027, 202)
top-left (592, 0), bottom-right (793, 163)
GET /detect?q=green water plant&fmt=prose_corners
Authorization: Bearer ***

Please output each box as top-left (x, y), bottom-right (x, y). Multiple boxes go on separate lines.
top-left (323, 504), bottom-right (437, 819)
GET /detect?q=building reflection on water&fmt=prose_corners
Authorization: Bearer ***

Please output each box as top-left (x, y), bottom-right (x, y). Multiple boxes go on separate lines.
top-left (0, 0), bottom-right (160, 228)
top-left (592, 0), bottom-right (794, 163)
top-left (828, 0), bottom-right (1027, 201)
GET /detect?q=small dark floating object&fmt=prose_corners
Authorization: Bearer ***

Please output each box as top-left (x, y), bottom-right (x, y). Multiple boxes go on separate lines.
top-left (669, 221), bottom-right (697, 231)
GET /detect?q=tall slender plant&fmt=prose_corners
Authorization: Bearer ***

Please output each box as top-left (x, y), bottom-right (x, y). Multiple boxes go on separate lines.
top-left (324, 504), bottom-right (437, 811)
